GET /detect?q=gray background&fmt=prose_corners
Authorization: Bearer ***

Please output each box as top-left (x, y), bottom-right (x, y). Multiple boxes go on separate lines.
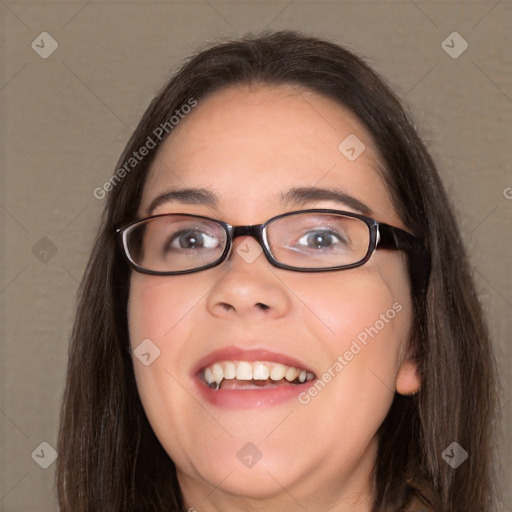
top-left (1, 1), bottom-right (511, 511)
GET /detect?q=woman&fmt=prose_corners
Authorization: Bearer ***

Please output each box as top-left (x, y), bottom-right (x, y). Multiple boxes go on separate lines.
top-left (57, 31), bottom-right (498, 511)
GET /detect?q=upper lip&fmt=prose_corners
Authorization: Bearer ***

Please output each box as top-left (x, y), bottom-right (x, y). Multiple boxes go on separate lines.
top-left (192, 346), bottom-right (316, 377)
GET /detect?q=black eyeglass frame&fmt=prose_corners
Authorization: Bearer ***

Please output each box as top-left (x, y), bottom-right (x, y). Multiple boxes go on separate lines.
top-left (115, 209), bottom-right (430, 285)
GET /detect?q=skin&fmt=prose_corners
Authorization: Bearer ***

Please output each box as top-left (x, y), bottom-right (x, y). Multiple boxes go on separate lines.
top-left (128, 84), bottom-right (421, 511)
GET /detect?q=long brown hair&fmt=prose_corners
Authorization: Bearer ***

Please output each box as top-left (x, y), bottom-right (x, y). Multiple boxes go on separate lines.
top-left (57, 31), bottom-right (498, 511)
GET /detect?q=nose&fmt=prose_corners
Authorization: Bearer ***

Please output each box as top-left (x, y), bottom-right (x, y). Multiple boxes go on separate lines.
top-left (205, 237), bottom-right (292, 320)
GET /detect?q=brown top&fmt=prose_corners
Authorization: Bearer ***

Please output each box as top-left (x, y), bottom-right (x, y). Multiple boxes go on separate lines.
top-left (403, 490), bottom-right (434, 511)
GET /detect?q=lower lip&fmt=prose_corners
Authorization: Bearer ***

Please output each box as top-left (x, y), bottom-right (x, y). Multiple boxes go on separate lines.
top-left (194, 378), bottom-right (316, 409)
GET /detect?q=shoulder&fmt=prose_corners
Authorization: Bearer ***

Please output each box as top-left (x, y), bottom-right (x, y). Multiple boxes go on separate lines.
top-left (403, 490), bottom-right (434, 512)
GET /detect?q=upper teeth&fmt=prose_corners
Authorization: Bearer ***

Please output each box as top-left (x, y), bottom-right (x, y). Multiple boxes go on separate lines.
top-left (202, 361), bottom-right (314, 386)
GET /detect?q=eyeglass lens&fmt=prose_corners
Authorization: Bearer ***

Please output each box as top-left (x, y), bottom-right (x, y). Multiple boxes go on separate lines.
top-left (123, 212), bottom-right (372, 273)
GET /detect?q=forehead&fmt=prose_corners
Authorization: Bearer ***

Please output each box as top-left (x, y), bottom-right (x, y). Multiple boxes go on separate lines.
top-left (139, 84), bottom-right (398, 225)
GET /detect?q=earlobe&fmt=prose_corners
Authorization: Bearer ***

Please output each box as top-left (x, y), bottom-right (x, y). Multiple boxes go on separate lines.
top-left (395, 355), bottom-right (422, 396)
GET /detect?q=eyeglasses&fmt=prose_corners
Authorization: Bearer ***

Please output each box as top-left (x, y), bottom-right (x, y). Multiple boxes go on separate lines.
top-left (115, 209), bottom-right (429, 279)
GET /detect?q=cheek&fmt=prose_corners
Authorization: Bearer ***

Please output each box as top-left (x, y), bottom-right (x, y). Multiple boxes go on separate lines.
top-left (129, 274), bottom-right (207, 341)
top-left (127, 272), bottom-right (212, 406)
top-left (128, 273), bottom-right (226, 473)
top-left (283, 253), bottom-right (413, 416)
top-left (296, 252), bottom-right (412, 357)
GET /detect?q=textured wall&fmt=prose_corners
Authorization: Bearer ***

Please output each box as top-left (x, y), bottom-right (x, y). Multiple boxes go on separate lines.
top-left (1, 1), bottom-right (510, 511)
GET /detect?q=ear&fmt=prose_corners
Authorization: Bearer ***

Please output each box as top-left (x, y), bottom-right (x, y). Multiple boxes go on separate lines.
top-left (395, 349), bottom-right (422, 396)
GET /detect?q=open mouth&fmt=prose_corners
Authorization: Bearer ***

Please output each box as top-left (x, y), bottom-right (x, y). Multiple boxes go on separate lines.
top-left (200, 360), bottom-right (316, 391)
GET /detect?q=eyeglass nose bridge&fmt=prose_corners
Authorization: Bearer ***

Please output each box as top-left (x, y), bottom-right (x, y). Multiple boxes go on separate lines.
top-left (229, 224), bottom-right (266, 248)
top-left (231, 224), bottom-right (264, 239)
top-left (223, 224), bottom-right (268, 260)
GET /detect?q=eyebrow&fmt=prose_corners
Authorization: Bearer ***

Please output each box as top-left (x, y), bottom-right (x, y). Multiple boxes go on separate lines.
top-left (281, 187), bottom-right (372, 215)
top-left (146, 186), bottom-right (372, 217)
top-left (147, 188), bottom-right (219, 215)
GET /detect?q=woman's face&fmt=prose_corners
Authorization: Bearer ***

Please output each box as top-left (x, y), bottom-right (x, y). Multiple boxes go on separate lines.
top-left (128, 84), bottom-right (421, 510)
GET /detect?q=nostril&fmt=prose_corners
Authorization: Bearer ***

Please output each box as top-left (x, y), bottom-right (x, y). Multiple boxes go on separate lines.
top-left (220, 302), bottom-right (235, 312)
top-left (256, 302), bottom-right (270, 310)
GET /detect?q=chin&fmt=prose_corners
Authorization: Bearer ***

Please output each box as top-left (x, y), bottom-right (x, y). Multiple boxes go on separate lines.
top-left (175, 444), bottom-right (310, 501)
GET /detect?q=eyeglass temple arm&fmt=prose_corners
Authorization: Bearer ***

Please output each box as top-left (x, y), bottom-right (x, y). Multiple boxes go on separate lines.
top-left (378, 223), bottom-right (431, 293)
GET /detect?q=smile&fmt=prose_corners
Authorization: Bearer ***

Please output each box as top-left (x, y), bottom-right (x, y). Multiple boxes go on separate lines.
top-left (201, 360), bottom-right (315, 390)
top-left (193, 347), bottom-right (318, 408)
